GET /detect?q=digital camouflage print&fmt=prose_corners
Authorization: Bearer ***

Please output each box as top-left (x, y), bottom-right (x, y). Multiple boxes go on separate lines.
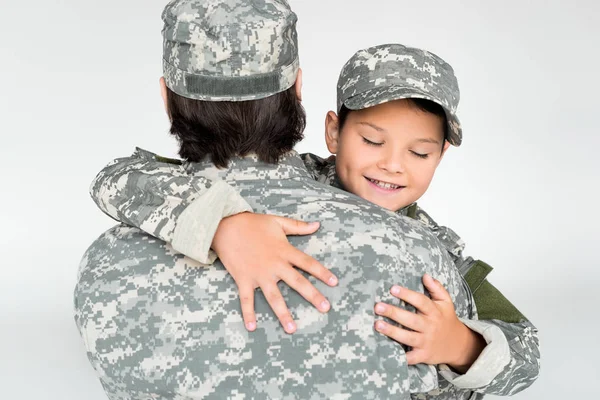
top-left (83, 150), bottom-right (540, 399)
top-left (162, 0), bottom-right (300, 101)
top-left (76, 151), bottom-right (476, 399)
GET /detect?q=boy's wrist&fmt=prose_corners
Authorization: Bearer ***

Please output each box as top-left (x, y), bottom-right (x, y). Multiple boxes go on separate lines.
top-left (446, 323), bottom-right (487, 374)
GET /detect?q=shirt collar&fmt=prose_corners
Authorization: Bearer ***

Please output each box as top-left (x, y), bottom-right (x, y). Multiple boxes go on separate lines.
top-left (183, 151), bottom-right (313, 183)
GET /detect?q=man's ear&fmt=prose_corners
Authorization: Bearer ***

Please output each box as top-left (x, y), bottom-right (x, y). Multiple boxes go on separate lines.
top-left (160, 77), bottom-right (169, 116)
top-left (295, 68), bottom-right (303, 101)
top-left (325, 111), bottom-right (341, 154)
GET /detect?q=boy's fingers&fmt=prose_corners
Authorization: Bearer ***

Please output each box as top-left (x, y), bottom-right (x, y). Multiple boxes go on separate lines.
top-left (281, 267), bottom-right (331, 313)
top-left (276, 216), bottom-right (320, 236)
top-left (289, 247), bottom-right (338, 287)
top-left (422, 274), bottom-right (451, 302)
top-left (262, 283), bottom-right (297, 334)
top-left (391, 285), bottom-right (435, 315)
top-left (374, 303), bottom-right (425, 332)
top-left (238, 285), bottom-right (257, 331)
top-left (374, 320), bottom-right (421, 348)
top-left (406, 349), bottom-right (427, 365)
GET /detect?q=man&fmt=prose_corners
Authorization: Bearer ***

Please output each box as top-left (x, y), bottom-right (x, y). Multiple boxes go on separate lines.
top-left (75, 1), bottom-right (480, 398)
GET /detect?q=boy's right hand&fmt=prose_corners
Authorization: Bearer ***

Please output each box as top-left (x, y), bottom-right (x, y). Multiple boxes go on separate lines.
top-left (211, 212), bottom-right (338, 334)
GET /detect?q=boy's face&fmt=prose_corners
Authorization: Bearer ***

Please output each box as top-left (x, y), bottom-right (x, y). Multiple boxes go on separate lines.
top-left (325, 99), bottom-right (450, 212)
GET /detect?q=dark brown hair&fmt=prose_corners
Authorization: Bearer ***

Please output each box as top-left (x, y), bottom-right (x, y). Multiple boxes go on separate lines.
top-left (167, 86), bottom-right (306, 168)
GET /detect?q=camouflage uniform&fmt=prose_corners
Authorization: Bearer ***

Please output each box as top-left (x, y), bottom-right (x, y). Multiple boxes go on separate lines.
top-left (76, 151), bottom-right (478, 399)
top-left (87, 149), bottom-right (540, 399)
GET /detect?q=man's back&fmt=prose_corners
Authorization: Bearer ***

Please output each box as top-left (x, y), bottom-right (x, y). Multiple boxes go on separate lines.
top-left (75, 153), bottom-right (473, 400)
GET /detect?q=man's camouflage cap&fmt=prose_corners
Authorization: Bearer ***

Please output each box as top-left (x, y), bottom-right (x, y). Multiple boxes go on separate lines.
top-left (337, 44), bottom-right (463, 146)
top-left (162, 0), bottom-right (299, 101)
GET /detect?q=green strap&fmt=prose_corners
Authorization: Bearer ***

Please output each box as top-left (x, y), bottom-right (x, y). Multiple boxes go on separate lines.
top-left (155, 155), bottom-right (183, 165)
top-left (466, 260), bottom-right (527, 323)
top-left (406, 203), bottom-right (418, 219)
top-left (464, 260), bottom-right (493, 293)
top-left (405, 208), bottom-right (528, 323)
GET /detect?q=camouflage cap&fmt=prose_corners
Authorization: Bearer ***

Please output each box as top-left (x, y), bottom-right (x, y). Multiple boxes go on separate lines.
top-left (337, 44), bottom-right (463, 146)
top-left (162, 0), bottom-right (299, 101)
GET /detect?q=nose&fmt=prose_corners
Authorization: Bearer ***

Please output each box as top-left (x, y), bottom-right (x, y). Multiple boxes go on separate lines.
top-left (378, 147), bottom-right (404, 174)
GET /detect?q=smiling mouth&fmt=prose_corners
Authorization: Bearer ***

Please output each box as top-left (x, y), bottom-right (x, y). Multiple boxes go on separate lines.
top-left (365, 177), bottom-right (404, 190)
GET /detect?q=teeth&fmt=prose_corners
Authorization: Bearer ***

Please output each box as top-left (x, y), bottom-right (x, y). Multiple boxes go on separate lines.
top-left (368, 178), bottom-right (401, 190)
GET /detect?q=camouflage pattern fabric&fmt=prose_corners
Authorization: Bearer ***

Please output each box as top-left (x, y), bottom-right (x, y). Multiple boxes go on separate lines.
top-left (162, 0), bottom-right (299, 101)
top-left (75, 151), bottom-right (476, 399)
top-left (337, 44), bottom-right (463, 146)
top-left (304, 154), bottom-right (540, 398)
top-left (85, 150), bottom-right (539, 398)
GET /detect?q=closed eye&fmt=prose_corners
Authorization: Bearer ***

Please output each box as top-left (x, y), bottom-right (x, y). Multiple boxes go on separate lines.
top-left (362, 137), bottom-right (383, 146)
top-left (411, 151), bottom-right (429, 159)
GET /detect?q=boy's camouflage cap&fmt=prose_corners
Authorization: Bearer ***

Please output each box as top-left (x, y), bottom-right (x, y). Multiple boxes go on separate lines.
top-left (162, 0), bottom-right (299, 101)
top-left (337, 44), bottom-right (463, 146)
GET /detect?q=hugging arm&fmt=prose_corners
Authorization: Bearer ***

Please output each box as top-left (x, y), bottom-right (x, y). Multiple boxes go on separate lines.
top-left (90, 148), bottom-right (253, 264)
top-left (90, 148), bottom-right (337, 333)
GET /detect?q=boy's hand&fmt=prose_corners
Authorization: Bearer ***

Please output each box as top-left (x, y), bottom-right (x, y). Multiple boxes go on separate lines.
top-left (374, 274), bottom-right (486, 373)
top-left (212, 212), bottom-right (338, 334)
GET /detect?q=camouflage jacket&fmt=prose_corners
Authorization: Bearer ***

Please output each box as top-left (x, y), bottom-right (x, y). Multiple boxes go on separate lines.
top-left (83, 149), bottom-right (540, 398)
top-left (76, 151), bottom-right (478, 399)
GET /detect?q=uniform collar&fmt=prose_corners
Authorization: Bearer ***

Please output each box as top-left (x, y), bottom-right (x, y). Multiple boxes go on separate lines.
top-left (183, 151), bottom-right (313, 183)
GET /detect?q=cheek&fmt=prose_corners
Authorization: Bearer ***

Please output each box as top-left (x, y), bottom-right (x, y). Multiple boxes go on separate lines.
top-left (338, 142), bottom-right (374, 175)
top-left (409, 161), bottom-right (438, 188)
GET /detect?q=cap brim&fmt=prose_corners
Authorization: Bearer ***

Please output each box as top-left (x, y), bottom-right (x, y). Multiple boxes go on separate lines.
top-left (343, 86), bottom-right (462, 146)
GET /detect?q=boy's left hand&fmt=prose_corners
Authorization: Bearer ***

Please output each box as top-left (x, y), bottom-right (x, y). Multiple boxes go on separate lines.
top-left (374, 274), bottom-right (486, 372)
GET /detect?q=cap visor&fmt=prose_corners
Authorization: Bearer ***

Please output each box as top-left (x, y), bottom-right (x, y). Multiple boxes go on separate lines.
top-left (343, 86), bottom-right (462, 146)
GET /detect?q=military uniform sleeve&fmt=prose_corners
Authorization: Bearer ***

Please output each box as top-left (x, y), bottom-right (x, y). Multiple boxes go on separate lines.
top-left (410, 205), bottom-right (541, 395)
top-left (90, 148), bottom-right (253, 265)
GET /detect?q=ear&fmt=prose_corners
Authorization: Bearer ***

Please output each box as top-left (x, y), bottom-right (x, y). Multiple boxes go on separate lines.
top-left (160, 77), bottom-right (169, 115)
top-left (295, 68), bottom-right (303, 101)
top-left (325, 111), bottom-right (341, 154)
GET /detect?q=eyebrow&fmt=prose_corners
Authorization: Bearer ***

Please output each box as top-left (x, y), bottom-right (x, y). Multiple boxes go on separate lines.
top-left (357, 121), bottom-right (386, 132)
top-left (415, 138), bottom-right (441, 145)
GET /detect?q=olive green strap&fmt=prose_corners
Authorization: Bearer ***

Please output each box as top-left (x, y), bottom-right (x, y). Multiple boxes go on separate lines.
top-left (155, 155), bottom-right (183, 165)
top-left (464, 259), bottom-right (493, 293)
top-left (406, 203), bottom-right (418, 219)
top-left (466, 260), bottom-right (526, 323)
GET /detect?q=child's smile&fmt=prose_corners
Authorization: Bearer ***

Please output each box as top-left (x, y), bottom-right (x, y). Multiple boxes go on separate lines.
top-left (326, 99), bottom-right (450, 212)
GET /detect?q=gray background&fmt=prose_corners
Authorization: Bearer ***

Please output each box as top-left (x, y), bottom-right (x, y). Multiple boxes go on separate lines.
top-left (1, 0), bottom-right (598, 398)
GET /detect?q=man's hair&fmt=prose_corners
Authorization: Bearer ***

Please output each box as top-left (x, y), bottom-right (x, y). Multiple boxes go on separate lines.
top-left (167, 85), bottom-right (306, 168)
top-left (338, 99), bottom-right (449, 145)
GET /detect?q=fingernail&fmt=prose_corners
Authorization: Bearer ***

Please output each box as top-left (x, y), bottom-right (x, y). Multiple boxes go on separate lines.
top-left (246, 322), bottom-right (256, 331)
top-left (391, 286), bottom-right (401, 295)
top-left (375, 303), bottom-right (386, 314)
top-left (286, 322), bottom-right (296, 333)
top-left (309, 222), bottom-right (320, 228)
top-left (376, 321), bottom-right (386, 331)
top-left (320, 300), bottom-right (330, 311)
top-left (328, 276), bottom-right (338, 286)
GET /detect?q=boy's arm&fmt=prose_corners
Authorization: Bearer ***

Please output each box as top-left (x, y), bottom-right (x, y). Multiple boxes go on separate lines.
top-left (90, 148), bottom-right (252, 264)
top-left (408, 204), bottom-right (541, 396)
top-left (90, 149), bottom-right (337, 334)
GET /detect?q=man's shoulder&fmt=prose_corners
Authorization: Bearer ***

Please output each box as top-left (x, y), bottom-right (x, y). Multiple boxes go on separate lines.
top-left (78, 224), bottom-right (174, 278)
top-left (274, 177), bottom-right (440, 243)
